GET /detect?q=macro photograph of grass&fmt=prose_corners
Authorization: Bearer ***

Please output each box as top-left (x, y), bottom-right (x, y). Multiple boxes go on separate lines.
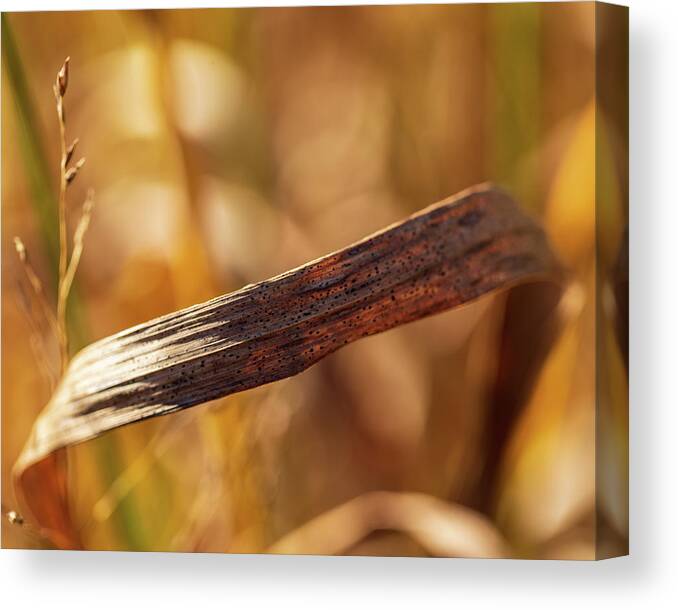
top-left (1, 2), bottom-right (628, 559)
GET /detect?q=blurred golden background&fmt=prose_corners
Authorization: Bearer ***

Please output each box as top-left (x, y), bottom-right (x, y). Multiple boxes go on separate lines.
top-left (1, 3), bottom-right (627, 558)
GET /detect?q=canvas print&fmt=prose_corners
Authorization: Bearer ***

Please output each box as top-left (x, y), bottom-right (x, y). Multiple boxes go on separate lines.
top-left (1, 2), bottom-right (628, 559)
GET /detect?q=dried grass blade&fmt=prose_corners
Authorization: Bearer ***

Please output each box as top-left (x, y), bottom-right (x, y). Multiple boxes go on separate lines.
top-left (14, 184), bottom-right (560, 545)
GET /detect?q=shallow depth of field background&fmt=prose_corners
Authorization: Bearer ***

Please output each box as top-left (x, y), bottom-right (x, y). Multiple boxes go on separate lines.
top-left (1, 4), bottom-right (627, 557)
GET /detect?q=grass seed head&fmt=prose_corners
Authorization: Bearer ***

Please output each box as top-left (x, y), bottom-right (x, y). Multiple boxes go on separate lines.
top-left (56, 56), bottom-right (69, 97)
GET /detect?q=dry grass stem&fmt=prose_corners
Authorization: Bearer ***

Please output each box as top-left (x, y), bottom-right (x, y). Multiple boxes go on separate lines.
top-left (6, 56), bottom-right (97, 548)
top-left (59, 189), bottom-right (95, 313)
top-left (13, 278), bottom-right (58, 390)
top-left (53, 56), bottom-right (89, 374)
top-left (13, 238), bottom-right (59, 389)
top-left (13, 236), bottom-right (58, 335)
top-left (54, 58), bottom-right (69, 372)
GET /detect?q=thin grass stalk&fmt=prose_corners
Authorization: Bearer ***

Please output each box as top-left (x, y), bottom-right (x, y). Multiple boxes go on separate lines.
top-left (2, 38), bottom-right (143, 548)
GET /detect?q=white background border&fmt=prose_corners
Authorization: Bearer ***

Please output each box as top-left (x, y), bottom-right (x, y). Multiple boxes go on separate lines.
top-left (2, 0), bottom-right (676, 607)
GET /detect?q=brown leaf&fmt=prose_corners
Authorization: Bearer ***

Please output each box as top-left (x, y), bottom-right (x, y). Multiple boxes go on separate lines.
top-left (14, 184), bottom-right (559, 546)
